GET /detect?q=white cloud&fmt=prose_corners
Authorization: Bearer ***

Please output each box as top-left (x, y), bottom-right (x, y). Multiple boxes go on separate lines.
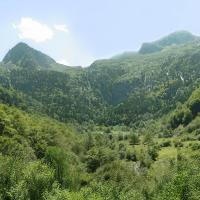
top-left (56, 59), bottom-right (69, 66)
top-left (54, 24), bottom-right (69, 33)
top-left (13, 17), bottom-right (54, 42)
top-left (12, 17), bottom-right (95, 66)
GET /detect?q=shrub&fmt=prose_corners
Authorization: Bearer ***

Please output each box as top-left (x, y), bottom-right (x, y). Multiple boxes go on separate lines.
top-left (119, 151), bottom-right (126, 160)
top-left (118, 143), bottom-right (126, 151)
top-left (197, 135), bottom-right (200, 141)
top-left (148, 145), bottom-right (159, 161)
top-left (143, 133), bottom-right (153, 145)
top-left (104, 128), bottom-right (111, 134)
top-left (170, 106), bottom-right (192, 129)
top-left (130, 133), bottom-right (140, 145)
top-left (160, 140), bottom-right (171, 147)
top-left (44, 147), bottom-right (68, 186)
top-left (186, 117), bottom-right (200, 133)
top-left (191, 143), bottom-right (200, 151)
top-left (174, 141), bottom-right (184, 148)
top-left (118, 134), bottom-right (124, 141)
top-left (86, 147), bottom-right (116, 172)
top-left (187, 87), bottom-right (200, 116)
top-left (126, 151), bottom-right (137, 162)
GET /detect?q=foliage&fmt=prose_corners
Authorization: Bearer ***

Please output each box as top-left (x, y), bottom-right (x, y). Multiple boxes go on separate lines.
top-left (0, 32), bottom-right (200, 199)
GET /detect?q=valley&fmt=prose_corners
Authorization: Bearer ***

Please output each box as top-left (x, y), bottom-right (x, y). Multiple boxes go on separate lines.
top-left (0, 31), bottom-right (200, 199)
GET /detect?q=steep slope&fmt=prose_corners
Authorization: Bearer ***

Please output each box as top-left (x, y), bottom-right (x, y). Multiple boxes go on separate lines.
top-left (3, 42), bottom-right (70, 72)
top-left (88, 38), bottom-right (200, 124)
top-left (1, 31), bottom-right (200, 125)
top-left (139, 31), bottom-right (198, 54)
top-left (0, 63), bottom-right (106, 123)
top-left (1, 32), bottom-right (200, 200)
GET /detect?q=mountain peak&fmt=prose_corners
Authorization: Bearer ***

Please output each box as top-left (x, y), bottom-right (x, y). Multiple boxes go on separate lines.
top-left (14, 42), bottom-right (29, 47)
top-left (139, 31), bottom-right (198, 54)
top-left (3, 42), bottom-right (56, 70)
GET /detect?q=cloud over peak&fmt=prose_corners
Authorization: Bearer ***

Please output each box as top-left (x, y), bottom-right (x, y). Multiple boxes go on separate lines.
top-left (13, 17), bottom-right (54, 42)
top-left (12, 17), bottom-right (95, 66)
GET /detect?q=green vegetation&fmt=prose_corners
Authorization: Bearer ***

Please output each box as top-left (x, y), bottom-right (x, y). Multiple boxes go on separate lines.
top-left (3, 42), bottom-right (71, 72)
top-left (139, 31), bottom-right (198, 54)
top-left (0, 31), bottom-right (200, 199)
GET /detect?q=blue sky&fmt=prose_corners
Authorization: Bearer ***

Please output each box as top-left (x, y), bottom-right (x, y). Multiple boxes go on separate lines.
top-left (0, 0), bottom-right (200, 66)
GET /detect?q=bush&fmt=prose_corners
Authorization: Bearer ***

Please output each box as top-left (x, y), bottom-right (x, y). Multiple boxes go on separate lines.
top-left (187, 87), bottom-right (200, 117)
top-left (118, 143), bottom-right (126, 151)
top-left (119, 151), bottom-right (126, 160)
top-left (191, 143), bottom-right (200, 151)
top-left (174, 141), bottom-right (184, 147)
top-left (160, 140), bottom-right (171, 147)
top-left (104, 127), bottom-right (111, 134)
top-left (118, 134), bottom-right (124, 141)
top-left (197, 135), bottom-right (200, 141)
top-left (143, 133), bottom-right (153, 145)
top-left (170, 106), bottom-right (192, 129)
top-left (126, 151), bottom-right (137, 162)
top-left (130, 133), bottom-right (140, 145)
top-left (8, 161), bottom-right (55, 200)
top-left (181, 136), bottom-right (196, 142)
top-left (159, 129), bottom-right (173, 138)
top-left (154, 161), bottom-right (200, 200)
top-left (44, 147), bottom-right (69, 187)
top-left (148, 145), bottom-right (159, 161)
top-left (86, 147), bottom-right (116, 172)
top-left (186, 117), bottom-right (200, 133)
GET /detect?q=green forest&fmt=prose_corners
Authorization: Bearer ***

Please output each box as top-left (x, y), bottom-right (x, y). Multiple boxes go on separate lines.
top-left (0, 31), bottom-right (200, 199)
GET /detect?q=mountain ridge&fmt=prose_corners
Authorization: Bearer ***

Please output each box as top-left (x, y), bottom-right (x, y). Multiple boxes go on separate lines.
top-left (139, 31), bottom-right (198, 54)
top-left (1, 31), bottom-right (200, 125)
top-left (3, 42), bottom-right (71, 72)
top-left (0, 30), bottom-right (200, 199)
top-left (3, 31), bottom-right (199, 71)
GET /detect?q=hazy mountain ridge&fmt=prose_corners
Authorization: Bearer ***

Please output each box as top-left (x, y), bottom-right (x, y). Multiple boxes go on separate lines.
top-left (139, 31), bottom-right (198, 54)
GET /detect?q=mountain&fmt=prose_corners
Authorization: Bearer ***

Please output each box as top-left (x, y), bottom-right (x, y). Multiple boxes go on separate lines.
top-left (1, 31), bottom-right (200, 125)
top-left (0, 31), bottom-right (200, 199)
top-left (111, 51), bottom-right (137, 59)
top-left (139, 31), bottom-right (198, 54)
top-left (3, 42), bottom-right (70, 72)
top-left (0, 31), bottom-right (200, 125)
top-left (86, 32), bottom-right (200, 124)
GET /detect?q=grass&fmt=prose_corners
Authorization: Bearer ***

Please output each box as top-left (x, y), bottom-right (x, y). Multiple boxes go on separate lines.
top-left (158, 147), bottom-right (177, 160)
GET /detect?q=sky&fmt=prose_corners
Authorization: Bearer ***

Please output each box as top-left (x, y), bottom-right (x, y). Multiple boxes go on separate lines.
top-left (0, 0), bottom-right (200, 66)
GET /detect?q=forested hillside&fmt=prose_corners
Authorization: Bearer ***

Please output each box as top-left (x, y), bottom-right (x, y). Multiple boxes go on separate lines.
top-left (2, 31), bottom-right (200, 125)
top-left (3, 43), bottom-right (71, 72)
top-left (0, 31), bottom-right (200, 199)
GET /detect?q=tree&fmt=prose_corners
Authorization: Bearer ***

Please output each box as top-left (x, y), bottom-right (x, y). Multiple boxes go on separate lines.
top-left (44, 147), bottom-right (67, 186)
top-left (9, 161), bottom-right (55, 200)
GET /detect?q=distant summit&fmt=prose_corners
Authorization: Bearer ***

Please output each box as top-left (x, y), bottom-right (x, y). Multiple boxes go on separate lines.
top-left (111, 51), bottom-right (137, 59)
top-left (139, 31), bottom-right (198, 54)
top-left (3, 42), bottom-right (55, 69)
top-left (3, 42), bottom-right (69, 72)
